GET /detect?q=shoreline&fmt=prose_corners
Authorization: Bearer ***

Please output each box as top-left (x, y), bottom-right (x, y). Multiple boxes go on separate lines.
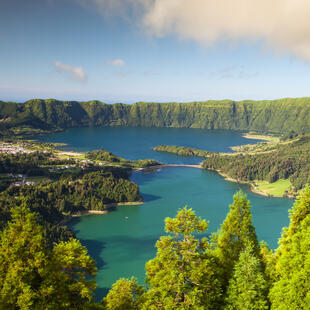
top-left (210, 169), bottom-right (293, 198)
top-left (27, 131), bottom-right (286, 200)
top-left (138, 164), bottom-right (290, 199)
top-left (71, 201), bottom-right (144, 217)
top-left (57, 201), bottom-right (144, 225)
top-left (242, 133), bottom-right (279, 143)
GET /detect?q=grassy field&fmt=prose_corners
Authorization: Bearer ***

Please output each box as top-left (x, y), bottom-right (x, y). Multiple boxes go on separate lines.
top-left (255, 179), bottom-right (291, 197)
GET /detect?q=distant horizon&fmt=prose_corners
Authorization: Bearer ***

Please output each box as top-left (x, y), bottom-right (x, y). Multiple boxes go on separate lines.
top-left (3, 95), bottom-right (310, 105)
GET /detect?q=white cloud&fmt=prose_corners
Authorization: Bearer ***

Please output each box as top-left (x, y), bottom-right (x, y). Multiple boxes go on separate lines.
top-left (142, 0), bottom-right (310, 61)
top-left (105, 59), bottom-right (126, 66)
top-left (53, 60), bottom-right (87, 82)
top-left (77, 0), bottom-right (310, 62)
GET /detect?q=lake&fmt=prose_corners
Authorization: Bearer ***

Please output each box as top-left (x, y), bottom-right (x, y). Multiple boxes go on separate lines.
top-left (37, 127), bottom-right (293, 299)
top-left (37, 126), bottom-right (263, 164)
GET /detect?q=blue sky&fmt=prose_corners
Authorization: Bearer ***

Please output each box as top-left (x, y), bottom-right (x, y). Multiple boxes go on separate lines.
top-left (1, 0), bottom-right (310, 103)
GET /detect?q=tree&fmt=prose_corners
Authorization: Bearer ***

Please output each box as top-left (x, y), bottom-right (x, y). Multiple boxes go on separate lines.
top-left (0, 205), bottom-right (97, 309)
top-left (103, 277), bottom-right (145, 310)
top-left (224, 245), bottom-right (269, 310)
top-left (0, 205), bottom-right (50, 310)
top-left (279, 185), bottom-right (310, 246)
top-left (259, 241), bottom-right (277, 285)
top-left (269, 186), bottom-right (310, 309)
top-left (51, 238), bottom-right (97, 308)
top-left (214, 191), bottom-right (260, 284)
top-left (143, 207), bottom-right (222, 309)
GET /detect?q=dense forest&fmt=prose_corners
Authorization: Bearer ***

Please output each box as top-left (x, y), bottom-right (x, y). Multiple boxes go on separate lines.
top-left (202, 134), bottom-right (310, 191)
top-left (0, 168), bottom-right (141, 245)
top-left (153, 145), bottom-right (210, 157)
top-left (0, 146), bottom-right (143, 247)
top-left (3, 97), bottom-right (310, 136)
top-left (1, 188), bottom-right (309, 309)
top-left (86, 149), bottom-right (160, 168)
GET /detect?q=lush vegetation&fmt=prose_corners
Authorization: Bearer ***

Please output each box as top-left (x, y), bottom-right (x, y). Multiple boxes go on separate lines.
top-left (0, 206), bottom-right (99, 309)
top-left (86, 149), bottom-right (161, 168)
top-left (1, 188), bottom-right (309, 309)
top-left (0, 142), bottom-right (144, 246)
top-left (202, 135), bottom-right (310, 194)
top-left (0, 169), bottom-right (141, 216)
top-left (152, 145), bottom-right (210, 157)
top-left (1, 97), bottom-right (310, 307)
top-left (3, 97), bottom-right (310, 136)
top-left (0, 168), bottom-right (141, 246)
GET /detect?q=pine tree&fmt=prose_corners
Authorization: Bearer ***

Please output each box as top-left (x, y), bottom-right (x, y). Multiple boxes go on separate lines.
top-left (51, 238), bottom-right (98, 308)
top-left (259, 241), bottom-right (277, 285)
top-left (269, 186), bottom-right (310, 309)
top-left (0, 205), bottom-right (97, 309)
top-left (0, 205), bottom-right (50, 309)
top-left (215, 191), bottom-right (260, 284)
top-left (143, 207), bottom-right (222, 309)
top-left (103, 277), bottom-right (145, 310)
top-left (224, 245), bottom-right (269, 310)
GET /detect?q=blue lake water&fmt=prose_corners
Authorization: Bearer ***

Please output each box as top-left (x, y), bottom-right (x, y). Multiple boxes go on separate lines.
top-left (37, 127), bottom-right (293, 300)
top-left (37, 127), bottom-right (262, 164)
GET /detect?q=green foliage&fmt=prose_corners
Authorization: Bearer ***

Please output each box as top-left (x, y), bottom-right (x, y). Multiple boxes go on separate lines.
top-left (280, 130), bottom-right (299, 141)
top-left (0, 205), bottom-right (50, 309)
top-left (51, 238), bottom-right (97, 308)
top-left (224, 245), bottom-right (269, 310)
top-left (215, 191), bottom-right (260, 284)
top-left (152, 145), bottom-right (210, 157)
top-left (103, 277), bottom-right (145, 310)
top-left (269, 187), bottom-right (310, 309)
top-left (86, 149), bottom-right (122, 163)
top-left (259, 241), bottom-right (277, 285)
top-left (1, 183), bottom-right (310, 308)
top-left (0, 151), bottom-right (53, 174)
top-left (4, 97), bottom-right (310, 136)
top-left (0, 170), bottom-right (141, 221)
top-left (0, 169), bottom-right (142, 246)
top-left (86, 149), bottom-right (160, 168)
top-left (202, 134), bottom-right (310, 191)
top-left (143, 207), bottom-right (222, 309)
top-left (0, 206), bottom-right (97, 309)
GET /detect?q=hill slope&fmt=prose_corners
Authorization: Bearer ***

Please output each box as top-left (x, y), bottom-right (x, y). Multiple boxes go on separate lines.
top-left (1, 97), bottom-right (310, 135)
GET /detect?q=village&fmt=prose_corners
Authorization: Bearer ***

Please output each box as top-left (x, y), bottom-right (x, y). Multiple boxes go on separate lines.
top-left (0, 140), bottom-right (106, 187)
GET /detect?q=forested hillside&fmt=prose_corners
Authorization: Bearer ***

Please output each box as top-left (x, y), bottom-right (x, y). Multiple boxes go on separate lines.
top-left (202, 134), bottom-right (310, 192)
top-left (2, 97), bottom-right (310, 136)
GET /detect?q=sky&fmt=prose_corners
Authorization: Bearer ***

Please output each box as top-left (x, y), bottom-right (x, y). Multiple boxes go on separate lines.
top-left (1, 0), bottom-right (310, 103)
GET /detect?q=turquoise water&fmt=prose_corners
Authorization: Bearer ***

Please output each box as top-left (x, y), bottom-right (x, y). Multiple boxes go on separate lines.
top-left (37, 127), bottom-right (262, 164)
top-left (37, 127), bottom-right (292, 299)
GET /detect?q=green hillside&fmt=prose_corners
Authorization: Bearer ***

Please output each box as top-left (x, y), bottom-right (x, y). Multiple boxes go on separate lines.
top-left (2, 97), bottom-right (310, 136)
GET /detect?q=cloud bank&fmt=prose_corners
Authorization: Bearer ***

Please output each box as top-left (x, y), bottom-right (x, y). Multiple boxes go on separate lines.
top-left (142, 0), bottom-right (310, 61)
top-left (53, 60), bottom-right (87, 82)
top-left (79, 0), bottom-right (310, 62)
top-left (105, 59), bottom-right (126, 66)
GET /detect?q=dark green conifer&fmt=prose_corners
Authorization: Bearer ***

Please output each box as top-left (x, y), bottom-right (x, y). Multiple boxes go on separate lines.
top-left (215, 191), bottom-right (260, 284)
top-left (224, 245), bottom-right (269, 310)
top-left (269, 186), bottom-right (310, 309)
